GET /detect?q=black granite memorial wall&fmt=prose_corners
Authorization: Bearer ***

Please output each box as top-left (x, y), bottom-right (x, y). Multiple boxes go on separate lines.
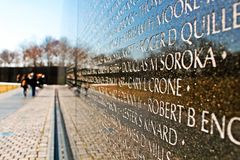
top-left (66, 0), bottom-right (240, 159)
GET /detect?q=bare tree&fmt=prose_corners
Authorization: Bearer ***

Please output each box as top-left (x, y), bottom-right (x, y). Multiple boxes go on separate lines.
top-left (41, 36), bottom-right (55, 66)
top-left (0, 36), bottom-right (91, 67)
top-left (58, 37), bottom-right (71, 66)
top-left (23, 45), bottom-right (42, 67)
top-left (73, 47), bottom-right (88, 67)
top-left (0, 50), bottom-right (16, 66)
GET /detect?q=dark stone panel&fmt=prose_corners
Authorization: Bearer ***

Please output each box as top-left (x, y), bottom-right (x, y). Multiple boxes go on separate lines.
top-left (67, 0), bottom-right (240, 159)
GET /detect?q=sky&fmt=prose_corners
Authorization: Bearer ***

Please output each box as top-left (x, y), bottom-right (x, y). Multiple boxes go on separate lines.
top-left (1, 0), bottom-right (239, 55)
top-left (61, 0), bottom-right (91, 45)
top-left (0, 0), bottom-right (65, 51)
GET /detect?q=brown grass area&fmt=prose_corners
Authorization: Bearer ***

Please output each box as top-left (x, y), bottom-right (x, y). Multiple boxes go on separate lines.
top-left (0, 85), bottom-right (19, 94)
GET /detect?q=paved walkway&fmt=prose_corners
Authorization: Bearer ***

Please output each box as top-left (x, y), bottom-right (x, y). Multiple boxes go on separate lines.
top-left (0, 86), bottom-right (122, 160)
top-left (0, 88), bottom-right (25, 120)
top-left (0, 86), bottom-right (55, 160)
top-left (58, 86), bottom-right (122, 160)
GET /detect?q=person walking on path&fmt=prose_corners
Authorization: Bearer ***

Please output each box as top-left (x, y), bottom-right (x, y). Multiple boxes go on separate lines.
top-left (21, 74), bottom-right (29, 97)
top-left (74, 82), bottom-right (82, 96)
top-left (84, 82), bottom-right (90, 96)
top-left (28, 72), bottom-right (37, 97)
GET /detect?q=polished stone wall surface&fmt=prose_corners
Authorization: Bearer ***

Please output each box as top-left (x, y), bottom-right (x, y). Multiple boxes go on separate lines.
top-left (67, 0), bottom-right (240, 159)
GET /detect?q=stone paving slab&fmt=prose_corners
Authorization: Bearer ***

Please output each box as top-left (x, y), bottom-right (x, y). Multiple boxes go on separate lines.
top-left (58, 86), bottom-right (124, 160)
top-left (0, 86), bottom-right (55, 160)
top-left (0, 88), bottom-right (26, 120)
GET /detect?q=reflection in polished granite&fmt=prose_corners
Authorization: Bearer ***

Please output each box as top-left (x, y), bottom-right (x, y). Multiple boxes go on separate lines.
top-left (65, 0), bottom-right (240, 159)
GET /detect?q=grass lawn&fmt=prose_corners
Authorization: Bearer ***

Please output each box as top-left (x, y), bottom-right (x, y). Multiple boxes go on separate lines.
top-left (0, 85), bottom-right (19, 94)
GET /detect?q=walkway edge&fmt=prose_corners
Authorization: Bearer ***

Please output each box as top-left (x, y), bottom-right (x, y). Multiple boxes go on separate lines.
top-left (48, 94), bottom-right (55, 160)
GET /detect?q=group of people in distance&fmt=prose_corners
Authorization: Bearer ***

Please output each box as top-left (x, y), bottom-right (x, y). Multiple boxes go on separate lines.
top-left (74, 82), bottom-right (90, 97)
top-left (17, 72), bottom-right (45, 97)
